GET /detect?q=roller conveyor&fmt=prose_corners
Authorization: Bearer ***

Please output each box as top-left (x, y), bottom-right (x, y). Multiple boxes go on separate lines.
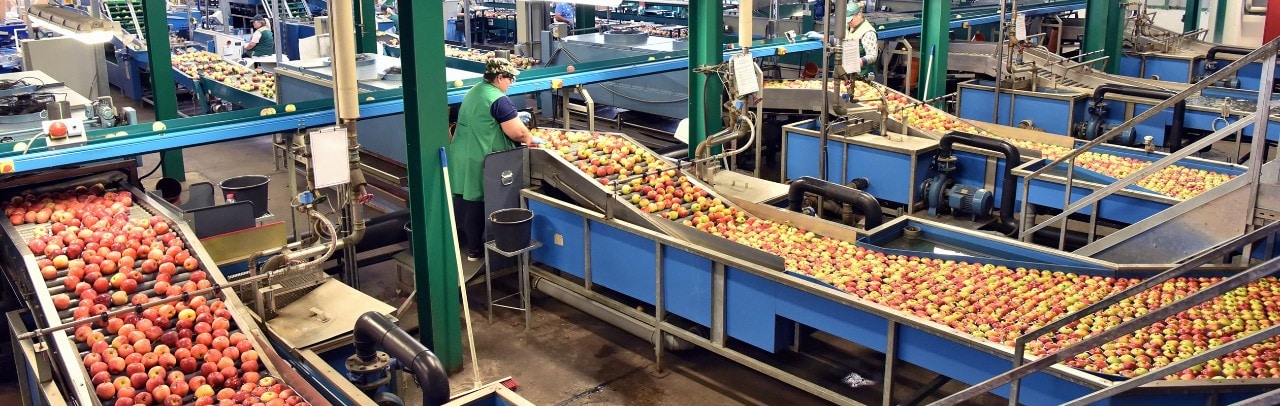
top-left (0, 175), bottom-right (323, 405)
top-left (522, 127), bottom-right (1280, 405)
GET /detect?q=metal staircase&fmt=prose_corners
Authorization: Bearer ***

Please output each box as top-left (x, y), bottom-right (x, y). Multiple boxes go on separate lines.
top-left (1015, 38), bottom-right (1280, 264)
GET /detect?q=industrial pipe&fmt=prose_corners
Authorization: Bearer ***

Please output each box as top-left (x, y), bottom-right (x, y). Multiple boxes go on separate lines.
top-left (533, 276), bottom-right (694, 351)
top-left (1091, 84), bottom-right (1186, 150)
top-left (1205, 45), bottom-right (1255, 67)
top-left (353, 312), bottom-right (450, 406)
top-left (938, 132), bottom-right (1020, 235)
top-left (787, 176), bottom-right (884, 229)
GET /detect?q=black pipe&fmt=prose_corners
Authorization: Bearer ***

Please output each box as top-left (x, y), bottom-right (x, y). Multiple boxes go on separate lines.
top-left (1030, 227), bottom-right (1092, 251)
top-left (938, 132), bottom-right (1020, 235)
top-left (1091, 84), bottom-right (1186, 151)
top-left (1205, 45), bottom-right (1254, 68)
top-left (353, 312), bottom-right (450, 406)
top-left (788, 176), bottom-right (884, 229)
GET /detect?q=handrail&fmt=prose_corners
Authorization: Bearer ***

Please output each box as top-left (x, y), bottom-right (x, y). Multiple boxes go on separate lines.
top-left (1017, 38), bottom-right (1280, 242)
top-left (1021, 110), bottom-right (1256, 244)
top-left (933, 221), bottom-right (1280, 406)
top-left (1004, 220), bottom-right (1280, 404)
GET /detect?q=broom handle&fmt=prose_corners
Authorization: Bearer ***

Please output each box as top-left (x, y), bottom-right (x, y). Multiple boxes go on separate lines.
top-left (439, 147), bottom-right (483, 389)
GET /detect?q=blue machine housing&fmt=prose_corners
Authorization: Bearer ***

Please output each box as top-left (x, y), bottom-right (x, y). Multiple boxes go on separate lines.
top-left (524, 190), bottom-right (1271, 405)
top-left (957, 79), bottom-right (1280, 144)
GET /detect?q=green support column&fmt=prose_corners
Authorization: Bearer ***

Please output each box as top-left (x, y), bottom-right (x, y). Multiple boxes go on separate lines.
top-left (1183, 0), bottom-right (1201, 34)
top-left (1213, 0), bottom-right (1228, 43)
top-left (918, 0), bottom-right (951, 103)
top-left (575, 5), bottom-right (595, 31)
top-left (1082, 0), bottom-right (1123, 74)
top-left (356, 0), bottom-right (379, 54)
top-left (399, 0), bottom-right (463, 371)
top-left (1104, 1), bottom-right (1125, 74)
top-left (142, 0), bottom-right (185, 181)
top-left (688, 1), bottom-right (724, 158)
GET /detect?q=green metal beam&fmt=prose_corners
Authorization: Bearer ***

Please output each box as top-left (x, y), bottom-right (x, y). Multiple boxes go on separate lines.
top-left (1104, 0), bottom-right (1124, 74)
top-left (918, 0), bottom-right (951, 103)
top-left (575, 5), bottom-right (595, 31)
top-left (1083, 0), bottom-right (1122, 74)
top-left (399, 0), bottom-right (463, 371)
top-left (357, 0), bottom-right (379, 54)
top-left (1213, 0), bottom-right (1227, 43)
top-left (688, 1), bottom-right (724, 158)
top-left (1183, 0), bottom-right (1201, 34)
top-left (142, 0), bottom-right (185, 181)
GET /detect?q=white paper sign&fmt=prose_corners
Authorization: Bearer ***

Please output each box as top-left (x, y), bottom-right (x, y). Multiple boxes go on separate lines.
top-left (310, 127), bottom-right (352, 188)
top-left (732, 53), bottom-right (759, 95)
top-left (1015, 13), bottom-right (1027, 41)
top-left (842, 38), bottom-right (861, 75)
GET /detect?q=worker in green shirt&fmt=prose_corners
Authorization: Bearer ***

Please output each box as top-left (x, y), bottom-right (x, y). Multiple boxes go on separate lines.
top-left (381, 6), bottom-right (398, 33)
top-left (447, 58), bottom-right (540, 260)
top-left (243, 16), bottom-right (275, 57)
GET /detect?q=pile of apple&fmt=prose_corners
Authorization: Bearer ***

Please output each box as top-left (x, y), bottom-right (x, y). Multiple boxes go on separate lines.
top-left (444, 45), bottom-right (540, 70)
top-left (171, 51), bottom-right (278, 99)
top-left (4, 185), bottom-right (310, 405)
top-left (531, 128), bottom-right (1280, 381)
top-left (1007, 140), bottom-right (1235, 200)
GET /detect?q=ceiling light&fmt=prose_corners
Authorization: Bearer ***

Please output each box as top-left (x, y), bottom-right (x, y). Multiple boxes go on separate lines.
top-left (26, 4), bottom-right (117, 45)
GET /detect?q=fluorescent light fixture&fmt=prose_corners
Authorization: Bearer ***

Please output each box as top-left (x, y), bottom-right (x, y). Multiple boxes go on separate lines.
top-left (26, 4), bottom-right (116, 44)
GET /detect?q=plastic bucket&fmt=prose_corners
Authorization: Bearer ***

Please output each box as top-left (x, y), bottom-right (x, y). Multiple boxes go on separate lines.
top-left (489, 208), bottom-right (533, 252)
top-left (219, 175), bottom-right (271, 218)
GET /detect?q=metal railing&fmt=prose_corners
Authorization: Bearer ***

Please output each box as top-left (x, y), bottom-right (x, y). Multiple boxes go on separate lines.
top-left (932, 220), bottom-right (1280, 405)
top-left (1016, 38), bottom-right (1280, 250)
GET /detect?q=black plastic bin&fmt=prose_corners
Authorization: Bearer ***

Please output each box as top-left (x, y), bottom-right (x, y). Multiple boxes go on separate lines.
top-left (219, 175), bottom-right (271, 218)
top-left (489, 208), bottom-right (534, 252)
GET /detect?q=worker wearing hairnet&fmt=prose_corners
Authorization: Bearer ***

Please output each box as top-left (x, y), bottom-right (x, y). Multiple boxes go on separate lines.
top-left (448, 58), bottom-right (538, 261)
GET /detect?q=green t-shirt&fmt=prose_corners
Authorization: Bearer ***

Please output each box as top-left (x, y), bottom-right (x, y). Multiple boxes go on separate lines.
top-left (448, 83), bottom-right (517, 201)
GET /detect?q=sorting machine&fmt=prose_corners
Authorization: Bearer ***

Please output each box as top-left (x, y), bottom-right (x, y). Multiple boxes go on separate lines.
top-left (770, 76), bottom-right (1251, 259)
top-left (518, 126), bottom-right (1280, 405)
top-left (952, 41), bottom-right (1280, 150)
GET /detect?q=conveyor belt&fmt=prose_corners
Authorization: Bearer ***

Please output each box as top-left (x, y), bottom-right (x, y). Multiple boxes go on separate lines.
top-left (1, 181), bottom-right (319, 405)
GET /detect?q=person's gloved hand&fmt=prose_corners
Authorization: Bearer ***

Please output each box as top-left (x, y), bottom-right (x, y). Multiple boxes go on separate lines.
top-left (517, 111), bottom-right (532, 125)
top-left (803, 31), bottom-right (824, 41)
top-left (529, 136), bottom-right (547, 146)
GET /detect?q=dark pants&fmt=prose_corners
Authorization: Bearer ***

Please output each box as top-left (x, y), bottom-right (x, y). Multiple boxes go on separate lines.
top-left (453, 195), bottom-right (486, 257)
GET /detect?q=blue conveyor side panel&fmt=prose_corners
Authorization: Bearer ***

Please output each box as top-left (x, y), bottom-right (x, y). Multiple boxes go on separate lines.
top-left (896, 325), bottom-right (1102, 406)
top-left (725, 267), bottom-right (781, 352)
top-left (529, 200), bottom-right (586, 278)
top-left (1119, 55), bottom-right (1144, 78)
top-left (775, 283), bottom-right (888, 353)
top-left (661, 246), bottom-right (712, 327)
top-left (590, 222), bottom-right (658, 304)
top-left (1018, 176), bottom-right (1169, 225)
top-left (1009, 93), bottom-right (1077, 135)
top-left (1144, 56), bottom-right (1194, 83)
top-left (784, 130), bottom-right (823, 180)
top-left (957, 86), bottom-right (1012, 127)
top-left (840, 143), bottom-right (929, 206)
